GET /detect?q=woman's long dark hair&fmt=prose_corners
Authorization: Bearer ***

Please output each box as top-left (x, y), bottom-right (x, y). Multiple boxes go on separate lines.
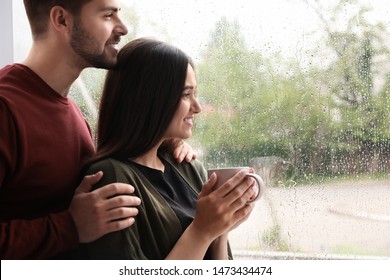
top-left (91, 38), bottom-right (192, 163)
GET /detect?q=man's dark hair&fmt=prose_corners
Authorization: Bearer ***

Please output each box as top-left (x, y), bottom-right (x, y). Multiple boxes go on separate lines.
top-left (23, 0), bottom-right (92, 39)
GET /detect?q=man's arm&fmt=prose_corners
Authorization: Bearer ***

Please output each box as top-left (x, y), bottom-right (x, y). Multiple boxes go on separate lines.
top-left (0, 174), bottom-right (140, 259)
top-left (1, 101), bottom-right (74, 259)
top-left (0, 211), bottom-right (78, 259)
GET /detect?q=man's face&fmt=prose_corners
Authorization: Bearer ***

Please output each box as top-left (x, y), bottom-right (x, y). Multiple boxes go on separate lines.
top-left (70, 0), bottom-right (128, 69)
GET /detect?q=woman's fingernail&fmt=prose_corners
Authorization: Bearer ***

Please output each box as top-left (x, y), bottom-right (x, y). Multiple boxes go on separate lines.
top-left (239, 169), bottom-right (248, 175)
top-left (251, 184), bottom-right (257, 193)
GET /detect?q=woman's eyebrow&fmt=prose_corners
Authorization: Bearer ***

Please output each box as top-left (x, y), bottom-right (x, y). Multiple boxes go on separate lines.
top-left (183, 84), bottom-right (197, 90)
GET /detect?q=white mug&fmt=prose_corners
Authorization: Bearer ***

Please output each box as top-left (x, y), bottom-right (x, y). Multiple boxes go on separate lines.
top-left (207, 167), bottom-right (265, 203)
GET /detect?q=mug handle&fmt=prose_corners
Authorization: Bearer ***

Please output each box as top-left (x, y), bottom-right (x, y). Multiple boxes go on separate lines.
top-left (245, 173), bottom-right (265, 203)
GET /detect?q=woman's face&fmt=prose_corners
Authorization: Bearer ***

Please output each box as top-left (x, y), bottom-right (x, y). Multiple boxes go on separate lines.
top-left (165, 64), bottom-right (202, 140)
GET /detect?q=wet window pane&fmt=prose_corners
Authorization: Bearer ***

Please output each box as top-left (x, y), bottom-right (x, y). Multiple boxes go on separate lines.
top-left (12, 0), bottom-right (390, 259)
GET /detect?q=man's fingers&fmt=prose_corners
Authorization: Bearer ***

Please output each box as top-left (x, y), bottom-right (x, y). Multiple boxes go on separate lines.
top-left (175, 148), bottom-right (185, 163)
top-left (94, 183), bottom-right (136, 198)
top-left (171, 139), bottom-right (184, 160)
top-left (173, 140), bottom-right (184, 159)
top-left (105, 206), bottom-right (139, 222)
top-left (104, 217), bottom-right (137, 234)
top-left (184, 149), bottom-right (196, 163)
top-left (104, 194), bottom-right (141, 210)
top-left (173, 140), bottom-right (197, 163)
top-left (71, 180), bottom-right (142, 243)
top-left (75, 171), bottom-right (104, 193)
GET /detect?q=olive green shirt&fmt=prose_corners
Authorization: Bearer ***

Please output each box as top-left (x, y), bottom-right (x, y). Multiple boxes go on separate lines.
top-left (80, 152), bottom-right (231, 259)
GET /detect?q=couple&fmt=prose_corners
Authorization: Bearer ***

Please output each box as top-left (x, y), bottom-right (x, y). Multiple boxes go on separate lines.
top-left (0, 0), bottom-right (255, 260)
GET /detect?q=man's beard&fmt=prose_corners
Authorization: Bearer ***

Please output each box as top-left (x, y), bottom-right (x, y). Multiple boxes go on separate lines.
top-left (70, 21), bottom-right (118, 69)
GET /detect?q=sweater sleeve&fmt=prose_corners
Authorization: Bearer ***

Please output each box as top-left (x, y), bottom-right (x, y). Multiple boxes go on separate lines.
top-left (0, 100), bottom-right (15, 194)
top-left (0, 101), bottom-right (79, 259)
top-left (0, 211), bottom-right (79, 259)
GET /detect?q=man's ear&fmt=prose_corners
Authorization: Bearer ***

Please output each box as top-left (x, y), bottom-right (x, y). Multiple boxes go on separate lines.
top-left (49, 6), bottom-right (73, 34)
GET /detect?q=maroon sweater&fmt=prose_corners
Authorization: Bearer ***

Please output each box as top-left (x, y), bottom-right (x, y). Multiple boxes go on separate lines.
top-left (0, 64), bottom-right (95, 259)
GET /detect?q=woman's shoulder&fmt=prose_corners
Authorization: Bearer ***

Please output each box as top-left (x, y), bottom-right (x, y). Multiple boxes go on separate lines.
top-left (84, 158), bottom-right (142, 187)
top-left (159, 151), bottom-right (208, 183)
top-left (160, 151), bottom-right (202, 168)
top-left (85, 158), bottom-right (127, 175)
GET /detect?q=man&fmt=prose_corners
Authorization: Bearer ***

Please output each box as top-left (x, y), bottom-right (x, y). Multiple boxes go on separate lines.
top-left (0, 0), bottom-right (194, 259)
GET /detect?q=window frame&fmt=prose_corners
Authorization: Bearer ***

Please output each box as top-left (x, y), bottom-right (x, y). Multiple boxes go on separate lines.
top-left (0, 1), bottom-right (14, 67)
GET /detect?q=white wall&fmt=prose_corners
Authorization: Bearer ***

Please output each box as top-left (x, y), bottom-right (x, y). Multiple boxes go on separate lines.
top-left (0, 1), bottom-right (14, 67)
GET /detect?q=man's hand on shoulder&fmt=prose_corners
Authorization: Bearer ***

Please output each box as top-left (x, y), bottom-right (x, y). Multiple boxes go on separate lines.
top-left (69, 171), bottom-right (141, 243)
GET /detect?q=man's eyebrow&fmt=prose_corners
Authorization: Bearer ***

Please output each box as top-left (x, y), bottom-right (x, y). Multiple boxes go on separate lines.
top-left (101, 7), bottom-right (121, 13)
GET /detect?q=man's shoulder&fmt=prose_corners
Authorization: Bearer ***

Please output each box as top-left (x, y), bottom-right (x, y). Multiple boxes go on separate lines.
top-left (0, 64), bottom-right (35, 99)
top-left (0, 64), bottom-right (29, 82)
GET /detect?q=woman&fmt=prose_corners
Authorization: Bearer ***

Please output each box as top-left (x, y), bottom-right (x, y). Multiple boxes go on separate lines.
top-left (82, 38), bottom-right (256, 259)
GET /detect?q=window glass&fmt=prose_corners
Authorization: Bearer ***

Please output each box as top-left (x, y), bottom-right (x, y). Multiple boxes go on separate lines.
top-left (12, 0), bottom-right (390, 259)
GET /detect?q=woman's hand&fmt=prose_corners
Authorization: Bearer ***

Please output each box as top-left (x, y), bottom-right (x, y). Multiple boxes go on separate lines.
top-left (192, 169), bottom-right (256, 241)
top-left (165, 169), bottom-right (255, 260)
